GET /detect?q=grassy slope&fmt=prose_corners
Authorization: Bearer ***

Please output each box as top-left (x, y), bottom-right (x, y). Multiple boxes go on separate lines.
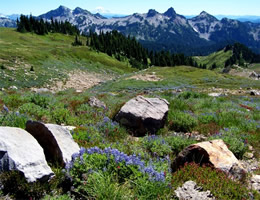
top-left (93, 66), bottom-right (260, 93)
top-left (0, 28), bottom-right (135, 88)
top-left (194, 50), bottom-right (232, 69)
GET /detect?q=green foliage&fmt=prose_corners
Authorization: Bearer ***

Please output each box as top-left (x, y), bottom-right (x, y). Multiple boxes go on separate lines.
top-left (0, 171), bottom-right (51, 199)
top-left (0, 112), bottom-right (29, 129)
top-left (30, 94), bottom-right (51, 108)
top-left (172, 163), bottom-right (259, 200)
top-left (19, 103), bottom-right (48, 120)
top-left (88, 30), bottom-right (197, 69)
top-left (142, 135), bottom-right (172, 157)
top-left (210, 127), bottom-right (247, 159)
top-left (168, 111), bottom-right (198, 132)
top-left (165, 136), bottom-right (196, 155)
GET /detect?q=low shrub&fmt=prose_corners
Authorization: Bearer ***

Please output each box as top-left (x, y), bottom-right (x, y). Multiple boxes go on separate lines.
top-left (142, 135), bottom-right (172, 157)
top-left (168, 111), bottom-right (198, 132)
top-left (66, 147), bottom-right (170, 199)
top-left (165, 136), bottom-right (195, 155)
top-left (172, 163), bottom-right (259, 200)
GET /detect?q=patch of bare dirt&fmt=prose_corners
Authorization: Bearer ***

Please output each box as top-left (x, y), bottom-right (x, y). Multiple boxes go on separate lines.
top-left (48, 70), bottom-right (112, 92)
top-left (127, 72), bottom-right (162, 82)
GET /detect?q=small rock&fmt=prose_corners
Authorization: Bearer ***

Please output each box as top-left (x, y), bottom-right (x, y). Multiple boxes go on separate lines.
top-left (88, 96), bottom-right (106, 109)
top-left (250, 90), bottom-right (260, 96)
top-left (248, 145), bottom-right (254, 151)
top-left (250, 175), bottom-right (260, 192)
top-left (208, 93), bottom-right (222, 97)
top-left (32, 88), bottom-right (50, 93)
top-left (244, 152), bottom-right (254, 159)
top-left (9, 85), bottom-right (17, 90)
top-left (175, 181), bottom-right (215, 200)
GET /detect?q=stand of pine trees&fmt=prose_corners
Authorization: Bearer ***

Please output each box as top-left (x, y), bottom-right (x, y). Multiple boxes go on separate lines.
top-left (87, 30), bottom-right (198, 69)
top-left (224, 43), bottom-right (260, 67)
top-left (17, 15), bottom-right (79, 36)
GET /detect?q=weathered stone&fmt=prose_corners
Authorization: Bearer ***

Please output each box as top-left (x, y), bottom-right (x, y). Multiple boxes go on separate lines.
top-left (172, 140), bottom-right (246, 180)
top-left (208, 93), bottom-right (222, 97)
top-left (26, 121), bottom-right (80, 166)
top-left (115, 96), bottom-right (169, 136)
top-left (244, 152), bottom-right (254, 159)
top-left (174, 181), bottom-right (215, 200)
top-left (88, 96), bottom-right (106, 109)
top-left (0, 127), bottom-right (54, 182)
top-left (250, 175), bottom-right (260, 192)
top-left (250, 90), bottom-right (260, 96)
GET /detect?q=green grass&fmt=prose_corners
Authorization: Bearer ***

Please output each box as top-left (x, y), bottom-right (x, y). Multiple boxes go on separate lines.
top-left (0, 28), bottom-right (135, 88)
top-left (194, 50), bottom-right (232, 69)
top-left (92, 66), bottom-right (260, 93)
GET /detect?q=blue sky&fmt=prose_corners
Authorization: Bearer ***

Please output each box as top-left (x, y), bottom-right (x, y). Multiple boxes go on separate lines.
top-left (1, 0), bottom-right (260, 16)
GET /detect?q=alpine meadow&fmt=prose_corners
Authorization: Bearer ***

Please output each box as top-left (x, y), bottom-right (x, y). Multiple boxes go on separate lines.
top-left (0, 1), bottom-right (260, 199)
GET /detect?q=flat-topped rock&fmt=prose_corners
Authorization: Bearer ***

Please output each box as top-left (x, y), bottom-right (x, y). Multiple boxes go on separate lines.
top-left (115, 96), bottom-right (169, 136)
top-left (26, 121), bottom-right (80, 166)
top-left (0, 127), bottom-right (54, 182)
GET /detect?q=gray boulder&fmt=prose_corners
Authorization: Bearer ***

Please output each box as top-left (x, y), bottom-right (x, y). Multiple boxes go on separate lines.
top-left (115, 96), bottom-right (169, 136)
top-left (175, 181), bottom-right (215, 200)
top-left (0, 127), bottom-right (54, 182)
top-left (26, 121), bottom-right (80, 166)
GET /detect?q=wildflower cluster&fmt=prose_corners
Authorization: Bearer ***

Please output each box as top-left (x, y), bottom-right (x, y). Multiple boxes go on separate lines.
top-left (66, 146), bottom-right (166, 183)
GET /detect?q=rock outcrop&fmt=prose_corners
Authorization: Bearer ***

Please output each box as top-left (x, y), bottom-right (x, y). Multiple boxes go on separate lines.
top-left (26, 121), bottom-right (80, 166)
top-left (88, 96), bottom-right (106, 109)
top-left (115, 96), bottom-right (169, 136)
top-left (0, 127), bottom-right (54, 182)
top-left (175, 181), bottom-right (215, 200)
top-left (172, 139), bottom-right (246, 180)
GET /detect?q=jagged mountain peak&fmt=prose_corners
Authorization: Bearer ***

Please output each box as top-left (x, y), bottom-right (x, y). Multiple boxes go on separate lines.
top-left (147, 9), bottom-right (159, 17)
top-left (164, 7), bottom-right (177, 18)
top-left (192, 10), bottom-right (218, 22)
top-left (57, 5), bottom-right (70, 11)
top-left (73, 7), bottom-right (91, 15)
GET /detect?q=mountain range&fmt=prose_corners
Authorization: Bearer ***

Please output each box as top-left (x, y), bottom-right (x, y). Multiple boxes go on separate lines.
top-left (1, 6), bottom-right (260, 55)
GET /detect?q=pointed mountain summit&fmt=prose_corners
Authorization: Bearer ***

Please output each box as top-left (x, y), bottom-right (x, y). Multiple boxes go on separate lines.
top-left (163, 7), bottom-right (177, 18)
top-left (193, 11), bottom-right (218, 22)
top-left (39, 5), bottom-right (72, 19)
top-left (73, 7), bottom-right (91, 15)
top-left (147, 9), bottom-right (159, 17)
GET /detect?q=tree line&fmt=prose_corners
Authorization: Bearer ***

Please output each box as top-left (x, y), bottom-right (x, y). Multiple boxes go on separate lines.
top-left (17, 15), bottom-right (79, 35)
top-left (86, 30), bottom-right (199, 69)
top-left (224, 43), bottom-right (260, 67)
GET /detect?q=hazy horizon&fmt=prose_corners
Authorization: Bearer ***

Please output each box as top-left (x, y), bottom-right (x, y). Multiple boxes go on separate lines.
top-left (1, 0), bottom-right (260, 17)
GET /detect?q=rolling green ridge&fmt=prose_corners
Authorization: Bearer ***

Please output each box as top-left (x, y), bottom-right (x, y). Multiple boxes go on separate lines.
top-left (194, 50), bottom-right (232, 70)
top-left (0, 28), bottom-right (135, 88)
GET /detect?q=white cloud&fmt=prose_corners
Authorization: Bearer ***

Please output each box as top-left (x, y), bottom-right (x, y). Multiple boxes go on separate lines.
top-left (93, 6), bottom-right (111, 14)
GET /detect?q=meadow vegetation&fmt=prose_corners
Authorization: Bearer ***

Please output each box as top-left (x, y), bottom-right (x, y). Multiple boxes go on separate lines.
top-left (0, 27), bottom-right (259, 199)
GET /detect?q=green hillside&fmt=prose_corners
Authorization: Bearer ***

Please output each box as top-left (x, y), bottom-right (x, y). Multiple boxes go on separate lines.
top-left (194, 50), bottom-right (232, 70)
top-left (0, 28), bottom-right (135, 88)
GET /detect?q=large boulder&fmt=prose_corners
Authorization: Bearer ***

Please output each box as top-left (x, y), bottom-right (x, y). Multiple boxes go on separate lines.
top-left (0, 127), bottom-right (54, 182)
top-left (174, 181), bottom-right (215, 200)
top-left (172, 140), bottom-right (246, 180)
top-left (26, 121), bottom-right (80, 166)
top-left (115, 96), bottom-right (169, 136)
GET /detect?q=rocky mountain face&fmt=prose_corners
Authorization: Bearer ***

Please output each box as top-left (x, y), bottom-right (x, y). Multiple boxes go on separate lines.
top-left (0, 17), bottom-right (16, 27)
top-left (4, 5), bottom-right (260, 55)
